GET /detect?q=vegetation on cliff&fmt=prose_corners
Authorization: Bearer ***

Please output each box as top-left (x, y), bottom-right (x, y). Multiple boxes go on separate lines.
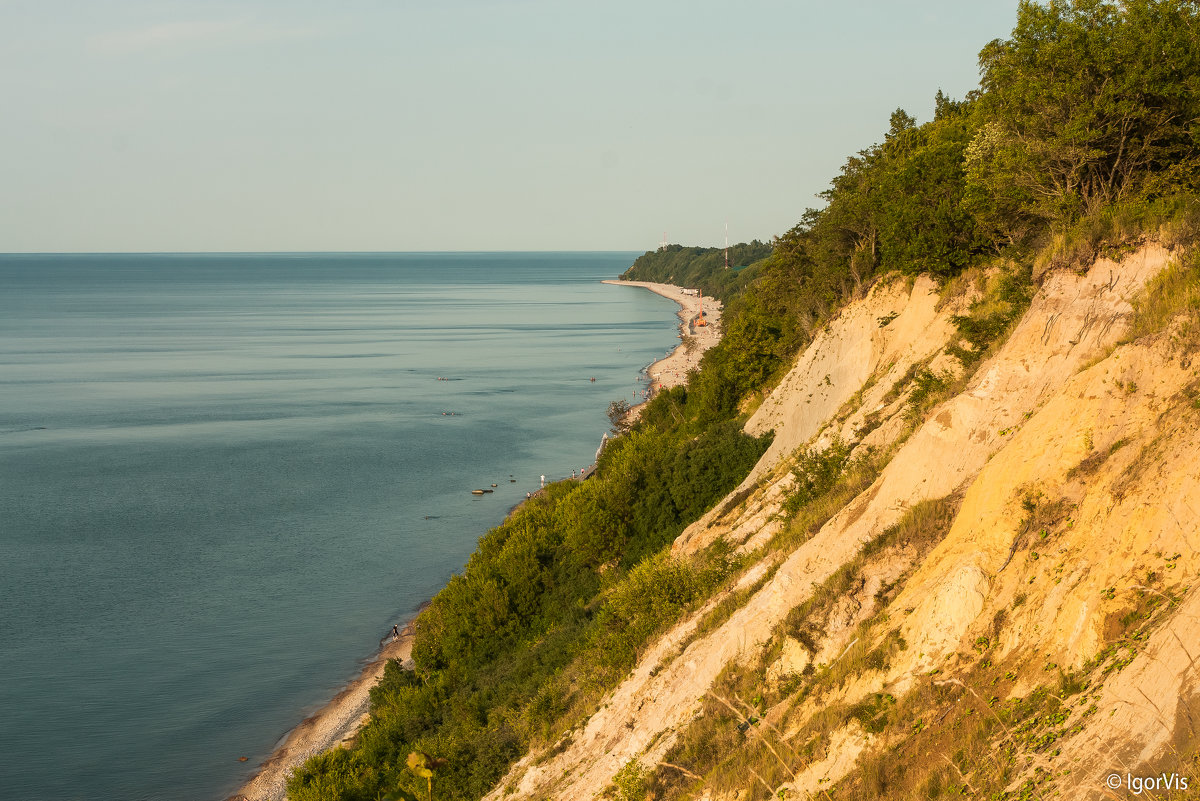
top-left (620, 241), bottom-right (773, 301)
top-left (288, 388), bottom-right (771, 800)
top-left (290, 2), bottom-right (1200, 799)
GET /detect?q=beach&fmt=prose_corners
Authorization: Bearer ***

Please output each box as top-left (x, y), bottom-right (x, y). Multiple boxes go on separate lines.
top-left (232, 279), bottom-right (716, 801)
top-left (231, 623), bottom-right (415, 801)
top-left (600, 279), bottom-right (723, 394)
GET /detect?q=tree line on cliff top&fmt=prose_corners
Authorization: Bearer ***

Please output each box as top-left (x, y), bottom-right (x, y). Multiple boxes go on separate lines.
top-left (289, 3), bottom-right (1200, 799)
top-left (671, 0), bottom-right (1200, 424)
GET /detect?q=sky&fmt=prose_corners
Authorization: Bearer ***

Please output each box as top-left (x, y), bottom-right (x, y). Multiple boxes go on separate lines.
top-left (0, 1), bottom-right (1021, 253)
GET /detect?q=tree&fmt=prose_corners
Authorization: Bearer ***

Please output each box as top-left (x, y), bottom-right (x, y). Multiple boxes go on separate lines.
top-left (970, 0), bottom-right (1200, 224)
top-left (406, 752), bottom-right (447, 801)
top-left (554, 481), bottom-right (628, 568)
top-left (607, 398), bottom-right (632, 433)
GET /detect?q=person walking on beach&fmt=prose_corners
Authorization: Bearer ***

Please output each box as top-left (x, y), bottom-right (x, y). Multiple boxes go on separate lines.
top-left (540, 474), bottom-right (545, 488)
top-left (390, 624), bottom-right (400, 642)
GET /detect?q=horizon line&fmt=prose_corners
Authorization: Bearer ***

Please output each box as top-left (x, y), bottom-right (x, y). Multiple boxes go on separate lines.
top-left (0, 248), bottom-right (651, 257)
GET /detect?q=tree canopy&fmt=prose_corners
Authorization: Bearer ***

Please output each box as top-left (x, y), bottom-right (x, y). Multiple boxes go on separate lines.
top-left (971, 0), bottom-right (1200, 224)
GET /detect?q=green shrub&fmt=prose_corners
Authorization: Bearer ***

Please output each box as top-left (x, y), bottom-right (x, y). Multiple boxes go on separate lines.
top-left (947, 268), bottom-right (1032, 366)
top-left (612, 759), bottom-right (649, 801)
top-left (783, 438), bottom-right (852, 516)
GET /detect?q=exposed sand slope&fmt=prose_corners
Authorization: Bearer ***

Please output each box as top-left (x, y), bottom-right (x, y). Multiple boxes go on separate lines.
top-left (883, 329), bottom-right (1200, 799)
top-left (486, 244), bottom-right (1175, 801)
top-left (675, 274), bottom-right (963, 555)
top-left (744, 274), bottom-right (954, 477)
top-left (897, 332), bottom-right (1199, 674)
top-left (769, 308), bottom-right (1199, 800)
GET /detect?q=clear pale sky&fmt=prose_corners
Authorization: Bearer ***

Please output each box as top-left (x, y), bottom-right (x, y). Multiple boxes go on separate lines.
top-left (0, 1), bottom-right (1020, 253)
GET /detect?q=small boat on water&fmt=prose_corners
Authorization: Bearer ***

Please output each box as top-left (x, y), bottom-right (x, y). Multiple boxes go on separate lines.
top-left (471, 489), bottom-right (486, 495)
top-left (491, 483), bottom-right (498, 487)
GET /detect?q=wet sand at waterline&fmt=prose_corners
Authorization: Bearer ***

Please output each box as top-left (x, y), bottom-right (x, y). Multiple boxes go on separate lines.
top-left (232, 627), bottom-right (414, 801)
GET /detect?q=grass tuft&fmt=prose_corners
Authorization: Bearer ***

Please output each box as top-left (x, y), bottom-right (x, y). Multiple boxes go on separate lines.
top-left (1123, 246), bottom-right (1200, 349)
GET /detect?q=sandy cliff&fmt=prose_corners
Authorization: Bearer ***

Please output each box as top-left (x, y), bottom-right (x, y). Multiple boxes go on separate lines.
top-left (486, 242), bottom-right (1200, 800)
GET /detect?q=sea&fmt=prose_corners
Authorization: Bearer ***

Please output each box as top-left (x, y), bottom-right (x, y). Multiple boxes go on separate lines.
top-left (0, 252), bottom-right (679, 801)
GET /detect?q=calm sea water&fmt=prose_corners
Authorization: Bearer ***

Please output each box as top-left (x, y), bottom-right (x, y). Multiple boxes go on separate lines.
top-left (0, 252), bottom-right (676, 801)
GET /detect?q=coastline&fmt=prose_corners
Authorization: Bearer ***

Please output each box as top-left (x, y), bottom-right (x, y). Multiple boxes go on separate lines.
top-left (233, 280), bottom-right (718, 801)
top-left (600, 279), bottom-right (723, 395)
top-left (230, 622), bottom-right (416, 801)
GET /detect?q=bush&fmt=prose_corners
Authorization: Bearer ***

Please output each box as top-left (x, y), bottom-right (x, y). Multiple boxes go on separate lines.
top-left (947, 268), bottom-right (1032, 366)
top-left (592, 545), bottom-right (737, 671)
top-left (783, 439), bottom-right (853, 515)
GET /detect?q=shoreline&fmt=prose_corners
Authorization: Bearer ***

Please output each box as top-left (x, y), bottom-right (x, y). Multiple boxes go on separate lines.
top-left (230, 620), bottom-right (417, 801)
top-left (232, 280), bottom-right (719, 801)
top-left (600, 279), bottom-right (723, 397)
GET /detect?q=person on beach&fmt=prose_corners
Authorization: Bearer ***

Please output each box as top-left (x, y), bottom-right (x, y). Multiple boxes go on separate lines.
top-left (390, 624), bottom-right (400, 642)
top-left (540, 474), bottom-right (545, 488)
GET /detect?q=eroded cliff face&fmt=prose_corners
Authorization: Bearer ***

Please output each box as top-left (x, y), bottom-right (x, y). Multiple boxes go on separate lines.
top-left (673, 274), bottom-right (965, 556)
top-left (486, 243), bottom-right (1198, 801)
